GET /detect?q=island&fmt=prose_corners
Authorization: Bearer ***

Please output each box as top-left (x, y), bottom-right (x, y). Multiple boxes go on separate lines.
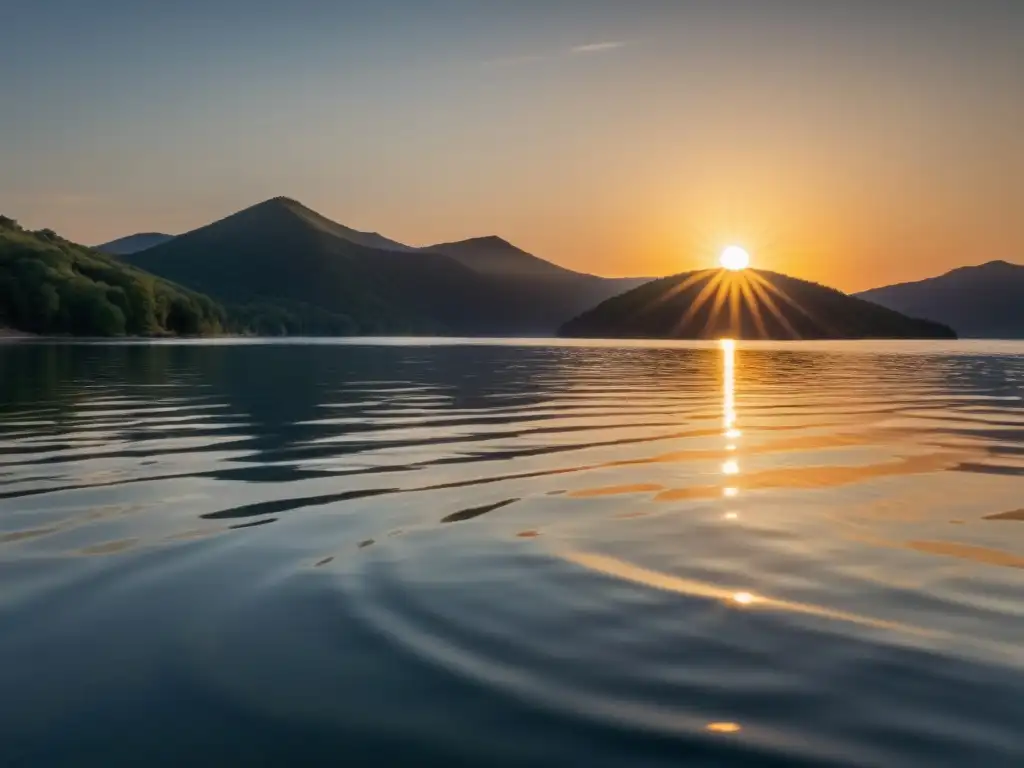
top-left (559, 268), bottom-right (957, 340)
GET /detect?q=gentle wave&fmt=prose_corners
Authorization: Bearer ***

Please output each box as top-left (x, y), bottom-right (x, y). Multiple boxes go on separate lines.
top-left (2, 340), bottom-right (1024, 766)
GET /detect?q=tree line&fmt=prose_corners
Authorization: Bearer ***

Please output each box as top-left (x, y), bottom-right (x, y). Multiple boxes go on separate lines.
top-left (0, 216), bottom-right (226, 336)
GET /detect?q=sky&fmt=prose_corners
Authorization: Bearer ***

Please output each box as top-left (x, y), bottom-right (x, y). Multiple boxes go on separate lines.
top-left (1, 0), bottom-right (1022, 291)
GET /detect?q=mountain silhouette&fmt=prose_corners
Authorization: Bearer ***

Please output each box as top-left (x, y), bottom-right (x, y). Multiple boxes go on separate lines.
top-left (423, 236), bottom-right (585, 277)
top-left (857, 261), bottom-right (1024, 338)
top-left (560, 269), bottom-right (956, 339)
top-left (418, 236), bottom-right (649, 327)
top-left (269, 199), bottom-right (417, 252)
top-left (96, 232), bottom-right (174, 255)
top-left (124, 197), bottom-right (648, 336)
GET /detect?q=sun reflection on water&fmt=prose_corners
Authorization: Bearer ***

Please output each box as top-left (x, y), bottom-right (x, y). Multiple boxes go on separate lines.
top-left (706, 722), bottom-right (742, 734)
top-left (721, 339), bottom-right (741, 489)
top-left (722, 339), bottom-right (737, 432)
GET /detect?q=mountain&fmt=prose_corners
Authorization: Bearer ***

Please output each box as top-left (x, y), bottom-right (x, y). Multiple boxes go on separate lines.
top-left (98, 211), bottom-right (413, 258)
top-left (96, 232), bottom-right (175, 255)
top-left (856, 261), bottom-right (1024, 338)
top-left (422, 236), bottom-right (583, 277)
top-left (124, 196), bottom-right (649, 336)
top-left (270, 202), bottom-right (416, 253)
top-left (419, 235), bottom-right (649, 327)
top-left (0, 217), bottom-right (226, 336)
top-left (560, 268), bottom-right (956, 340)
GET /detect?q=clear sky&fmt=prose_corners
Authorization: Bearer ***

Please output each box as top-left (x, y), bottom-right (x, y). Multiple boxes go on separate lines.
top-left (2, 0), bottom-right (1021, 291)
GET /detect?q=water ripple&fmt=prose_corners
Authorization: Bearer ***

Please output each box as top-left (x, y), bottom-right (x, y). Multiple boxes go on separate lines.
top-left (2, 340), bottom-right (1024, 766)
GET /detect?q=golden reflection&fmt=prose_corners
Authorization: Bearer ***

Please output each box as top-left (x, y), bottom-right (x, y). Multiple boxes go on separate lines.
top-left (721, 340), bottom-right (740, 476)
top-left (651, 450), bottom-right (967, 502)
top-left (569, 483), bottom-right (665, 499)
top-left (561, 550), bottom-right (934, 636)
top-left (706, 722), bottom-right (742, 734)
top-left (722, 338), bottom-right (736, 430)
top-left (647, 450), bottom-right (966, 505)
top-left (720, 338), bottom-right (742, 507)
top-left (905, 540), bottom-right (1024, 570)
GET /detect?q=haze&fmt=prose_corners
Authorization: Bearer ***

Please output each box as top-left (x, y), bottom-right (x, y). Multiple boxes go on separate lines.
top-left (2, 0), bottom-right (1021, 291)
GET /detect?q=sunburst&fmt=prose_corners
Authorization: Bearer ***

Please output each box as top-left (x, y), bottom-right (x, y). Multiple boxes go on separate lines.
top-left (633, 246), bottom-right (817, 339)
top-left (669, 264), bottom-right (810, 339)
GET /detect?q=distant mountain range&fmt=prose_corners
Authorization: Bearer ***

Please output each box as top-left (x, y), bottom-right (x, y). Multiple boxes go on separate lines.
top-left (561, 269), bottom-right (956, 340)
top-left (857, 261), bottom-right (1024, 338)
top-left (13, 195), bottom-right (1021, 340)
top-left (123, 196), bottom-right (649, 336)
top-left (96, 232), bottom-right (175, 255)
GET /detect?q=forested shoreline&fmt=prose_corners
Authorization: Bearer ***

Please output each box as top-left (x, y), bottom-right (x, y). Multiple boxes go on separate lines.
top-left (0, 216), bottom-right (227, 337)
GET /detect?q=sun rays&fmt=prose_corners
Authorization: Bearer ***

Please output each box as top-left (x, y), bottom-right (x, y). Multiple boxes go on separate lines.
top-left (650, 268), bottom-right (812, 339)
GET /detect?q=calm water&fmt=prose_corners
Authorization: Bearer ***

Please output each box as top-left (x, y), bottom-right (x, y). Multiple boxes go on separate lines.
top-left (3, 339), bottom-right (1024, 767)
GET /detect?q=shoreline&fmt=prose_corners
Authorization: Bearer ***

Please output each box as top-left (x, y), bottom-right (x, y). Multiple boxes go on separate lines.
top-left (0, 327), bottom-right (36, 340)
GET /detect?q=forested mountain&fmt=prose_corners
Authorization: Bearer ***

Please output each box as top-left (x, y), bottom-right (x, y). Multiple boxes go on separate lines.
top-left (857, 261), bottom-right (1024, 338)
top-left (124, 197), bottom-right (649, 335)
top-left (560, 268), bottom-right (957, 340)
top-left (423, 235), bottom-right (588, 277)
top-left (96, 233), bottom-right (174, 255)
top-left (0, 216), bottom-right (225, 336)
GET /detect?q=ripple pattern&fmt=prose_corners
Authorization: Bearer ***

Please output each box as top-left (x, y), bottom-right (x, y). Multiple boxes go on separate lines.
top-left (2, 339), bottom-right (1024, 767)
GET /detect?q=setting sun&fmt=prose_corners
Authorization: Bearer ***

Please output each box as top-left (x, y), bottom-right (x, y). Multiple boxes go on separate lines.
top-left (720, 246), bottom-right (751, 271)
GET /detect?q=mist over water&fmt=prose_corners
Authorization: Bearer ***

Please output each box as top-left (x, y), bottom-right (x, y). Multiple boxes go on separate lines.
top-left (2, 339), bottom-right (1024, 767)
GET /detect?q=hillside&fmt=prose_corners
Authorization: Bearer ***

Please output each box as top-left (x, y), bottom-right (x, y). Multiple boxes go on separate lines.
top-left (279, 203), bottom-right (416, 253)
top-left (423, 235), bottom-right (585, 277)
top-left (560, 268), bottom-right (957, 340)
top-left (419, 235), bottom-right (649, 327)
top-left (0, 217), bottom-right (225, 336)
top-left (124, 197), bottom-right (649, 336)
top-left (857, 261), bottom-right (1024, 338)
top-left (96, 232), bottom-right (175, 255)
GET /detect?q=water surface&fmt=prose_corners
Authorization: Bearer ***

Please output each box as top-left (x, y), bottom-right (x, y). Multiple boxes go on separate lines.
top-left (2, 339), bottom-right (1024, 767)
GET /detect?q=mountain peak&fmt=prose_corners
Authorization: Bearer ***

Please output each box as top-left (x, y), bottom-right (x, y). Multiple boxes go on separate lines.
top-left (96, 232), bottom-right (175, 255)
top-left (255, 195), bottom-right (306, 212)
top-left (115, 196), bottom-right (650, 337)
top-left (939, 259), bottom-right (1022, 280)
top-left (422, 235), bottom-right (581, 277)
top-left (466, 235), bottom-right (516, 248)
top-left (857, 259), bottom-right (1024, 338)
top-left (171, 196), bottom-right (418, 256)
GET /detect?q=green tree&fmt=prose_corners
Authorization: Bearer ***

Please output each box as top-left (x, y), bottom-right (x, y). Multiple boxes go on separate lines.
top-left (0, 225), bottom-right (230, 337)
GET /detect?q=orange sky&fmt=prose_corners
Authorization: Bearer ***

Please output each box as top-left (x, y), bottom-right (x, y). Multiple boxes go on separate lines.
top-left (3, 2), bottom-right (1022, 292)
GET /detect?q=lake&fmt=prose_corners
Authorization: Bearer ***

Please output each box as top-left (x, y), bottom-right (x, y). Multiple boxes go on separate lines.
top-left (2, 338), bottom-right (1024, 767)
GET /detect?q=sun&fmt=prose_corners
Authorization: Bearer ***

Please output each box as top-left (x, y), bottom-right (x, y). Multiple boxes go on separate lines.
top-left (720, 246), bottom-right (751, 271)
